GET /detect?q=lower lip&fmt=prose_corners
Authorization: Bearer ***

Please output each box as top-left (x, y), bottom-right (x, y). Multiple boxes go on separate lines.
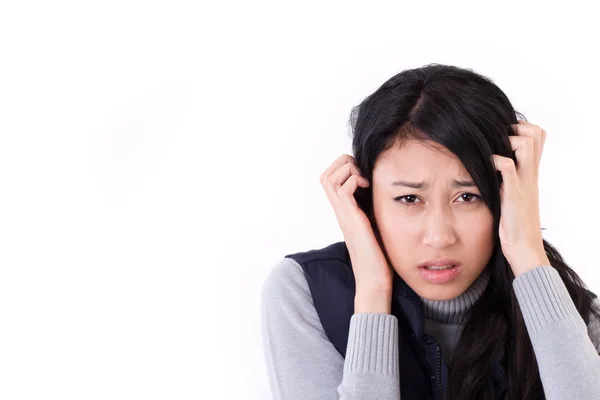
top-left (418, 264), bottom-right (462, 283)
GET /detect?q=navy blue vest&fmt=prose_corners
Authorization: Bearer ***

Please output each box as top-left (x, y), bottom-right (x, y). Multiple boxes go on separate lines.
top-left (286, 241), bottom-right (509, 400)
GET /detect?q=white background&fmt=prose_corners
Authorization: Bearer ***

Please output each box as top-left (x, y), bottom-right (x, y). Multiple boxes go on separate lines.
top-left (0, 1), bottom-right (598, 399)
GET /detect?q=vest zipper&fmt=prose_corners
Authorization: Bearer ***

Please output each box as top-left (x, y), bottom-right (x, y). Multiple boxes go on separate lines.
top-left (436, 344), bottom-right (443, 398)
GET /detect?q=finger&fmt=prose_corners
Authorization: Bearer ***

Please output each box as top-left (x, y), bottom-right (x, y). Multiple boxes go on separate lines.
top-left (491, 154), bottom-right (519, 199)
top-left (511, 122), bottom-right (546, 165)
top-left (337, 174), bottom-right (369, 212)
top-left (338, 174), bottom-right (369, 199)
top-left (326, 162), bottom-right (366, 190)
top-left (507, 135), bottom-right (537, 182)
top-left (329, 174), bottom-right (370, 230)
top-left (322, 162), bottom-right (368, 207)
top-left (320, 154), bottom-right (355, 184)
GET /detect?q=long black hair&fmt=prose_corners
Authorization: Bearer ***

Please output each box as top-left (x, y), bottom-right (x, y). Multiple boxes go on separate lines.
top-left (349, 63), bottom-right (600, 400)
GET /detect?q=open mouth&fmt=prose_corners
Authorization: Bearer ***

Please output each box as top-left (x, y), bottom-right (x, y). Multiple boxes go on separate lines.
top-left (421, 264), bottom-right (457, 270)
top-left (418, 264), bottom-right (462, 283)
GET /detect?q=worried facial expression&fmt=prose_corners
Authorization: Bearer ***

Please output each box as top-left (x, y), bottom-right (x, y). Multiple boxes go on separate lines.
top-left (371, 139), bottom-right (495, 300)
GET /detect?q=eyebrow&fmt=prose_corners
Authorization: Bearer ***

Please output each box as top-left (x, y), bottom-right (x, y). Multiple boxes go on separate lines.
top-left (390, 179), bottom-right (477, 189)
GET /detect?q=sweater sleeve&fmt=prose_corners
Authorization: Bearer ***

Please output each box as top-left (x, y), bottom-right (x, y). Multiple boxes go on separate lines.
top-left (513, 266), bottom-right (600, 400)
top-left (260, 257), bottom-right (400, 400)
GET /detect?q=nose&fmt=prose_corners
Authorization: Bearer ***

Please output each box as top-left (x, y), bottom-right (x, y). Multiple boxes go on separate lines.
top-left (422, 207), bottom-right (457, 249)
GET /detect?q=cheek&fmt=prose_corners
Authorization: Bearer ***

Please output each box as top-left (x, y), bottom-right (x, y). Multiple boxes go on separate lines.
top-left (458, 212), bottom-right (496, 253)
top-left (373, 206), bottom-right (415, 257)
top-left (378, 216), bottom-right (413, 244)
top-left (373, 202), bottom-right (406, 235)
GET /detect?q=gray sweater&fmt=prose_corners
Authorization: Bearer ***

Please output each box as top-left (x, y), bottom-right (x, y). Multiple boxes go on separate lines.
top-left (261, 257), bottom-right (600, 400)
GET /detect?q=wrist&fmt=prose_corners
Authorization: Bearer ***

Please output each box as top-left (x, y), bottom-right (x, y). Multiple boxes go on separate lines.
top-left (510, 249), bottom-right (551, 277)
top-left (354, 288), bottom-right (392, 314)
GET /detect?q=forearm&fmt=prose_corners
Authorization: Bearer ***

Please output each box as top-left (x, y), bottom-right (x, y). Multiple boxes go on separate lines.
top-left (513, 266), bottom-right (600, 399)
top-left (335, 290), bottom-right (400, 399)
top-left (337, 313), bottom-right (400, 399)
top-left (262, 258), bottom-right (401, 400)
top-left (355, 288), bottom-right (392, 314)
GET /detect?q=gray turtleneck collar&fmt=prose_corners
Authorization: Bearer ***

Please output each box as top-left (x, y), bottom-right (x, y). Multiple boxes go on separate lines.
top-left (420, 267), bottom-right (491, 324)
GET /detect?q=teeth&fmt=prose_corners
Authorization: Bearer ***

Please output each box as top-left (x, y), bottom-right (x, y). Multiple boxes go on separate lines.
top-left (425, 265), bottom-right (454, 270)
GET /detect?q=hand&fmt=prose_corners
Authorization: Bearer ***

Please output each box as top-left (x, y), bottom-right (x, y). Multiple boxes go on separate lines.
top-left (491, 120), bottom-right (551, 277)
top-left (320, 154), bottom-right (393, 297)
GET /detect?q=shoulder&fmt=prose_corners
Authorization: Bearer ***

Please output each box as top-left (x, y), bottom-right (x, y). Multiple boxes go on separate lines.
top-left (262, 241), bottom-right (354, 300)
top-left (261, 257), bottom-right (333, 343)
top-left (261, 257), bottom-right (313, 312)
top-left (284, 241), bottom-right (350, 267)
top-left (586, 297), bottom-right (600, 352)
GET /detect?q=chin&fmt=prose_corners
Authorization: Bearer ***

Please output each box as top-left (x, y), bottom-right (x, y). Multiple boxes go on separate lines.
top-left (414, 283), bottom-right (467, 301)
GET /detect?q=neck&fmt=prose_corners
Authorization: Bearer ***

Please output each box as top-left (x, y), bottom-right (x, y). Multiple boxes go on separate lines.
top-left (420, 268), bottom-right (491, 324)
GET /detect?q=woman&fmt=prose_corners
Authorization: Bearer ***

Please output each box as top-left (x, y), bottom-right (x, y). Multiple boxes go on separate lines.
top-left (260, 63), bottom-right (600, 400)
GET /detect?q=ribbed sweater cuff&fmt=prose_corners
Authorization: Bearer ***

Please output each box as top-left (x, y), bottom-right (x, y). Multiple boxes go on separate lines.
top-left (344, 313), bottom-right (399, 377)
top-left (513, 266), bottom-right (580, 333)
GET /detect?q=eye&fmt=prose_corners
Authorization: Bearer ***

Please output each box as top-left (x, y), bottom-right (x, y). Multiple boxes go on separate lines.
top-left (393, 194), bottom-right (421, 204)
top-left (457, 192), bottom-right (482, 203)
top-left (393, 192), bottom-right (482, 205)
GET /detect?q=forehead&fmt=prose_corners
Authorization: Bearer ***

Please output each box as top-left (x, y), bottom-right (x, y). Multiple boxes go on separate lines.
top-left (374, 139), bottom-right (469, 180)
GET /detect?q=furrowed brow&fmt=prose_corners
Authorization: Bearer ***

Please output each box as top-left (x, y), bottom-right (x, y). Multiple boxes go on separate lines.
top-left (390, 179), bottom-right (476, 189)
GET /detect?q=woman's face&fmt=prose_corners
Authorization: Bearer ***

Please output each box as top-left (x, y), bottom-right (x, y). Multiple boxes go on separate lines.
top-left (372, 139), bottom-right (495, 300)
